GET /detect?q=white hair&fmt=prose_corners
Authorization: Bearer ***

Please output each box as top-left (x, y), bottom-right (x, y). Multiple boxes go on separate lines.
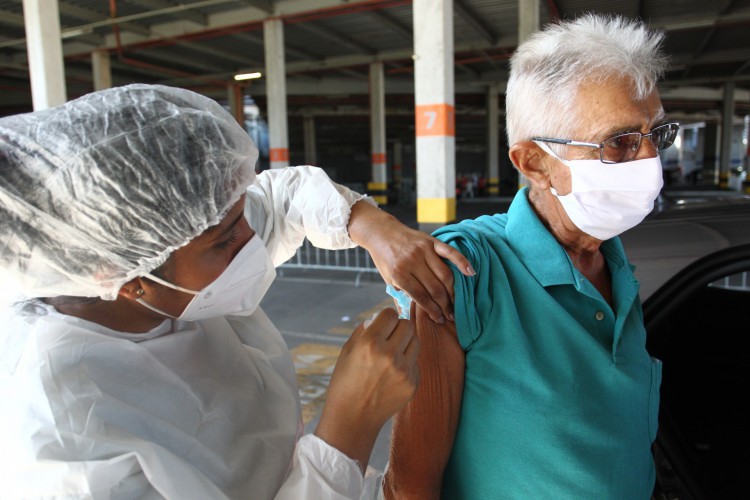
top-left (506, 13), bottom-right (669, 147)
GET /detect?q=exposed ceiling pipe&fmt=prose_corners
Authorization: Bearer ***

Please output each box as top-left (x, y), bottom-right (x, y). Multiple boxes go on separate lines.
top-left (107, 0), bottom-right (227, 88)
top-left (86, 0), bottom-right (410, 54)
top-left (283, 0), bottom-right (411, 25)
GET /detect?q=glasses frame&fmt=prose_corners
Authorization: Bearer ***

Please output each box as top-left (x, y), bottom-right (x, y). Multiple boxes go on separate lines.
top-left (532, 122), bottom-right (680, 164)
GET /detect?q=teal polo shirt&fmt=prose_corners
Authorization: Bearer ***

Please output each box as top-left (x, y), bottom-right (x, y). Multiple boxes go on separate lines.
top-left (435, 188), bottom-right (661, 499)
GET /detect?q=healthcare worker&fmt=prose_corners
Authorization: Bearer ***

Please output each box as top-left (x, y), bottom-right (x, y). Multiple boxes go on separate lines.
top-left (0, 84), bottom-right (472, 499)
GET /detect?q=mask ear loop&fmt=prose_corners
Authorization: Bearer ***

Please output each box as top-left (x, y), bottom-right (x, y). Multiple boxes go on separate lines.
top-left (133, 277), bottom-right (196, 319)
top-left (143, 273), bottom-right (200, 295)
top-left (534, 140), bottom-right (565, 161)
top-left (135, 296), bottom-right (180, 319)
top-left (533, 141), bottom-right (569, 197)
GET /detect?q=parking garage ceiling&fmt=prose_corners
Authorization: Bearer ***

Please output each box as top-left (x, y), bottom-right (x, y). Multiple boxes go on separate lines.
top-left (1, 0), bottom-right (750, 146)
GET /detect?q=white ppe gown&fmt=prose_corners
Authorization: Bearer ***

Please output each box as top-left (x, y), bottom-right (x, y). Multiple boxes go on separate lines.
top-left (0, 166), bottom-right (382, 499)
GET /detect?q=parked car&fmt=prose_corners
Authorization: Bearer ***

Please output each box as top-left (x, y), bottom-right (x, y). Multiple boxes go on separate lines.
top-left (620, 190), bottom-right (750, 499)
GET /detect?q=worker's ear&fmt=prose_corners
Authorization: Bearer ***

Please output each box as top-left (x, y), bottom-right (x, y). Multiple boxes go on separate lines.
top-left (509, 141), bottom-right (553, 190)
top-left (118, 277), bottom-right (146, 300)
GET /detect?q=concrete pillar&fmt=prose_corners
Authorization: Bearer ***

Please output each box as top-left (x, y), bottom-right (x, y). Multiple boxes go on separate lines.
top-left (393, 139), bottom-right (403, 185)
top-left (703, 123), bottom-right (721, 186)
top-left (227, 83), bottom-right (244, 126)
top-left (23, 0), bottom-right (66, 110)
top-left (369, 62), bottom-right (388, 205)
top-left (414, 0), bottom-right (455, 232)
top-left (719, 82), bottom-right (735, 189)
top-left (516, 0), bottom-right (540, 188)
top-left (518, 0), bottom-right (540, 45)
top-left (91, 49), bottom-right (112, 91)
top-left (487, 83), bottom-right (501, 196)
top-left (392, 139), bottom-right (403, 203)
top-left (303, 115), bottom-right (317, 165)
top-left (264, 18), bottom-right (289, 169)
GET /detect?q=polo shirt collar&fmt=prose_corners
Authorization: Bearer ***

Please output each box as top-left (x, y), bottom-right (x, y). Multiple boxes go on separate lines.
top-left (505, 187), bottom-right (578, 288)
top-left (504, 188), bottom-right (626, 290)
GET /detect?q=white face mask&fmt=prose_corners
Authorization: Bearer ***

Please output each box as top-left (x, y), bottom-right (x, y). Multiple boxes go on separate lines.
top-left (535, 141), bottom-right (664, 240)
top-left (136, 234), bottom-right (276, 321)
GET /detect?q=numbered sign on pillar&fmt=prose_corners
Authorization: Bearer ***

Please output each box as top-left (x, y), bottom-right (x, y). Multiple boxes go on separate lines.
top-left (415, 104), bottom-right (455, 137)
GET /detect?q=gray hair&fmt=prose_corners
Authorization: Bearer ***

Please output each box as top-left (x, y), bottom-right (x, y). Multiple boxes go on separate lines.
top-left (506, 13), bottom-right (669, 147)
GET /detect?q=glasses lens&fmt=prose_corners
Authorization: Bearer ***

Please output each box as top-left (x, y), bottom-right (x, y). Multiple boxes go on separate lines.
top-left (651, 123), bottom-right (678, 151)
top-left (602, 133), bottom-right (641, 163)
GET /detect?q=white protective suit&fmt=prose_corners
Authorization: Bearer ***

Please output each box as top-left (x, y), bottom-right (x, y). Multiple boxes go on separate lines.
top-left (0, 166), bottom-right (383, 499)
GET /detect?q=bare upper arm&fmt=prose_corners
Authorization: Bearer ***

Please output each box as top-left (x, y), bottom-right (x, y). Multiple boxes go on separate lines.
top-left (383, 304), bottom-right (466, 500)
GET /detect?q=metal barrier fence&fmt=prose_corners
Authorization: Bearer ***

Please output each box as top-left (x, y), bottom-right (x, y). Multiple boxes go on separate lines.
top-left (278, 239), bottom-right (380, 286)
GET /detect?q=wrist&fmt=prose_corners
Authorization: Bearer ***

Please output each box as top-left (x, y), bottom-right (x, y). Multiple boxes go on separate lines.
top-left (314, 411), bottom-right (382, 474)
top-left (347, 200), bottom-right (397, 250)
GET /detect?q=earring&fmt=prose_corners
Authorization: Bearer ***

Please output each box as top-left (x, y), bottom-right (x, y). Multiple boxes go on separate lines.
top-left (136, 288), bottom-right (145, 297)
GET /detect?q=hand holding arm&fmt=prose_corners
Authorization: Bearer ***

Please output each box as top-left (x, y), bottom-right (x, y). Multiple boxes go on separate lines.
top-left (347, 200), bottom-right (475, 324)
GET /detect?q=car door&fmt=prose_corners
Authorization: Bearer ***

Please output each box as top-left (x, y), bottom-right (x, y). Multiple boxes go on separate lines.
top-left (646, 243), bottom-right (750, 500)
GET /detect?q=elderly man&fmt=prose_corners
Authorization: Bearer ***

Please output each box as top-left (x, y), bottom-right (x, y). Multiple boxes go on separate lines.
top-left (384, 14), bottom-right (677, 499)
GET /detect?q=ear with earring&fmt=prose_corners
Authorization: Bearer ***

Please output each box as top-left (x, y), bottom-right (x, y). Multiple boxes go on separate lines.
top-left (136, 288), bottom-right (145, 297)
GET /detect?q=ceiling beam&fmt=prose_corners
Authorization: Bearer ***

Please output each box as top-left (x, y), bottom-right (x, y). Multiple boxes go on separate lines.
top-left (454, 0), bottom-right (496, 45)
top-left (292, 22), bottom-right (375, 55)
top-left (671, 47), bottom-right (750, 67)
top-left (198, 35), bottom-right (519, 83)
top-left (234, 0), bottom-right (274, 13)
top-left (653, 11), bottom-right (750, 31)
top-left (680, 0), bottom-right (740, 79)
top-left (0, 7), bottom-right (25, 26)
top-left (368, 10), bottom-right (411, 40)
top-left (127, 0), bottom-right (208, 26)
top-left (178, 40), bottom-right (260, 67)
top-left (231, 32), bottom-right (321, 61)
top-left (117, 47), bottom-right (229, 74)
top-left (58, 1), bottom-right (151, 37)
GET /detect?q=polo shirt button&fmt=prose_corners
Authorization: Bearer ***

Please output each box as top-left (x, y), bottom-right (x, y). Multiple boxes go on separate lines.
top-left (595, 311), bottom-right (605, 321)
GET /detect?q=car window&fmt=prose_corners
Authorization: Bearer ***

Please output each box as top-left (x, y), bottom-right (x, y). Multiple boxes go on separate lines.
top-left (648, 261), bottom-right (750, 499)
top-left (709, 270), bottom-right (750, 292)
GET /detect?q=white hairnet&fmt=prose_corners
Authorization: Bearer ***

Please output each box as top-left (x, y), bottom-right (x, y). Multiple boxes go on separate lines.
top-left (0, 84), bottom-right (258, 300)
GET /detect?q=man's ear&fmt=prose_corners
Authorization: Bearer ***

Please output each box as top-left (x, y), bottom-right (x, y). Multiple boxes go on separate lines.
top-left (509, 141), bottom-right (552, 190)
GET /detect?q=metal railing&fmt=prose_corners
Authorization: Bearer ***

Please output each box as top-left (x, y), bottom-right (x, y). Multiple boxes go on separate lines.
top-left (278, 239), bottom-right (380, 286)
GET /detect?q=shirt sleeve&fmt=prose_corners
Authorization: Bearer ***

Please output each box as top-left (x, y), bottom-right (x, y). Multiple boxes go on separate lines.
top-left (244, 165), bottom-right (377, 267)
top-left (432, 224), bottom-right (487, 352)
top-left (274, 434), bottom-right (384, 500)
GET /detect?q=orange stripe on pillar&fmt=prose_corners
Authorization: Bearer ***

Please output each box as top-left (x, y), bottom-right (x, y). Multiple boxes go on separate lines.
top-left (415, 103), bottom-right (455, 137)
top-left (270, 148), bottom-right (289, 162)
top-left (372, 152), bottom-right (386, 164)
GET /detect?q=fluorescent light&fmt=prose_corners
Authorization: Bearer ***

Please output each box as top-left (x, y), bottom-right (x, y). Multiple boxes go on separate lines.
top-left (234, 72), bottom-right (262, 81)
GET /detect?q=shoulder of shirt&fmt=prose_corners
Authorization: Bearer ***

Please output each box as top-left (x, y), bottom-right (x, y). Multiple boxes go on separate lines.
top-left (434, 213), bottom-right (509, 244)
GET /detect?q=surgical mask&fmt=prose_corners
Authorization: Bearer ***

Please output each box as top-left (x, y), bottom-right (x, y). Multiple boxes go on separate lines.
top-left (136, 234), bottom-right (276, 321)
top-left (535, 141), bottom-right (664, 240)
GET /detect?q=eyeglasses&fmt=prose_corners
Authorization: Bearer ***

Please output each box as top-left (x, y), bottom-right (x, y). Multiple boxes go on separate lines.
top-left (532, 122), bottom-right (680, 164)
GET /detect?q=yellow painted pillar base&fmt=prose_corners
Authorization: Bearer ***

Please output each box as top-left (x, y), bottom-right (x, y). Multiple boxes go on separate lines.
top-left (367, 182), bottom-right (388, 206)
top-left (488, 177), bottom-right (499, 195)
top-left (417, 197), bottom-right (456, 224)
